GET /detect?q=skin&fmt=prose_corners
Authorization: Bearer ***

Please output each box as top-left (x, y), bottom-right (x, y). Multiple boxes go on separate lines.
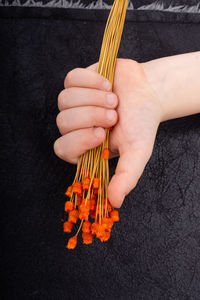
top-left (54, 52), bottom-right (200, 208)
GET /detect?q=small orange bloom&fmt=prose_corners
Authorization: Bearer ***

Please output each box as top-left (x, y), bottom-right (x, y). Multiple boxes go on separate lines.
top-left (76, 195), bottom-right (82, 206)
top-left (79, 206), bottom-right (89, 221)
top-left (82, 177), bottom-right (90, 190)
top-left (102, 148), bottom-right (109, 160)
top-left (82, 221), bottom-right (91, 233)
top-left (66, 236), bottom-right (77, 249)
top-left (90, 199), bottom-right (96, 211)
top-left (63, 221), bottom-right (73, 233)
top-left (95, 224), bottom-right (106, 239)
top-left (73, 181), bottom-right (82, 195)
top-left (99, 231), bottom-right (111, 242)
top-left (82, 232), bottom-right (93, 244)
top-left (102, 217), bottom-right (113, 231)
top-left (110, 210), bottom-right (119, 222)
top-left (65, 201), bottom-right (74, 212)
top-left (68, 209), bottom-right (79, 223)
top-left (93, 178), bottom-right (100, 189)
top-left (91, 222), bottom-right (97, 235)
top-left (80, 199), bottom-right (91, 210)
top-left (65, 186), bottom-right (72, 198)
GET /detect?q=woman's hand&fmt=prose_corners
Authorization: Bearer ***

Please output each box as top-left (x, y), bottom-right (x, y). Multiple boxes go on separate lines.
top-left (54, 58), bottom-right (163, 207)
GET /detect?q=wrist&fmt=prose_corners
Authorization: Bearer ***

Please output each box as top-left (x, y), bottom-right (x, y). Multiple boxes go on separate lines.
top-left (142, 52), bottom-right (200, 122)
top-left (142, 59), bottom-right (172, 122)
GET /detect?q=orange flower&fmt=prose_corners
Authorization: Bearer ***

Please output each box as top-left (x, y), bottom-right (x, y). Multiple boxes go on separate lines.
top-left (102, 217), bottom-right (113, 231)
top-left (73, 181), bottom-right (82, 195)
top-left (68, 209), bottom-right (79, 223)
top-left (95, 224), bottom-right (106, 239)
top-left (91, 222), bottom-right (97, 235)
top-left (82, 232), bottom-right (93, 244)
top-left (79, 206), bottom-right (89, 221)
top-left (93, 178), bottom-right (100, 189)
top-left (99, 231), bottom-right (111, 242)
top-left (110, 210), bottom-right (119, 222)
top-left (101, 231), bottom-right (110, 242)
top-left (65, 201), bottom-right (74, 212)
top-left (90, 199), bottom-right (96, 211)
top-left (76, 195), bottom-right (82, 206)
top-left (65, 186), bottom-right (72, 198)
top-left (82, 221), bottom-right (91, 233)
top-left (80, 199), bottom-right (91, 210)
top-left (66, 236), bottom-right (77, 249)
top-left (82, 177), bottom-right (90, 190)
top-left (63, 221), bottom-right (73, 233)
top-left (102, 148), bottom-right (109, 160)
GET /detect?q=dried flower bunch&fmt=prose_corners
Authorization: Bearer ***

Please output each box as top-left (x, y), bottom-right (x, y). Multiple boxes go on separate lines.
top-left (64, 0), bottom-right (128, 249)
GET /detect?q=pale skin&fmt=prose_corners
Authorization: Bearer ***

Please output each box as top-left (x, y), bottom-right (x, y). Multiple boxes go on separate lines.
top-left (54, 51), bottom-right (200, 208)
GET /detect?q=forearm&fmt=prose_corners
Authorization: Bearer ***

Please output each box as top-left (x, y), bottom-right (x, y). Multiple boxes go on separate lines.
top-left (143, 51), bottom-right (200, 122)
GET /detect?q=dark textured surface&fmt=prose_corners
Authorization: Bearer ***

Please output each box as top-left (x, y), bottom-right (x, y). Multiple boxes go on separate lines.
top-left (1, 3), bottom-right (200, 300)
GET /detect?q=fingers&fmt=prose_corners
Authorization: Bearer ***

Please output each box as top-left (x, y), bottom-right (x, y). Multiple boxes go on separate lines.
top-left (54, 127), bottom-right (106, 164)
top-left (56, 106), bottom-right (117, 135)
top-left (108, 145), bottom-right (153, 208)
top-left (58, 88), bottom-right (118, 111)
top-left (64, 68), bottom-right (111, 91)
top-left (55, 65), bottom-right (118, 164)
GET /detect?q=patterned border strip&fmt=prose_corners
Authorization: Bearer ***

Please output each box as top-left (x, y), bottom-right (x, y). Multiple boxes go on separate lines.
top-left (1, 0), bottom-right (200, 12)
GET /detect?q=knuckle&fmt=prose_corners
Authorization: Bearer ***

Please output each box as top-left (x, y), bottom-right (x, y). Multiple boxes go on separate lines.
top-left (64, 68), bottom-right (81, 87)
top-left (54, 139), bottom-right (72, 163)
top-left (58, 89), bottom-right (71, 110)
top-left (64, 70), bottom-right (72, 87)
top-left (57, 90), bottom-right (66, 110)
top-left (56, 112), bottom-right (66, 132)
top-left (53, 139), bottom-right (63, 159)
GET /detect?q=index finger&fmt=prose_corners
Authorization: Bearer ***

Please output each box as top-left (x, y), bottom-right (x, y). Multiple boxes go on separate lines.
top-left (64, 67), bottom-right (111, 91)
top-left (86, 62), bottom-right (98, 71)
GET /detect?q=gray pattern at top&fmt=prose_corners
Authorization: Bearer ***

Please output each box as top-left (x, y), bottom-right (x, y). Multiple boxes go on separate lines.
top-left (1, 0), bottom-right (200, 12)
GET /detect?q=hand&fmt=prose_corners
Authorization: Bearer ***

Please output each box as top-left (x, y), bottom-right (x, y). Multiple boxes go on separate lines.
top-left (54, 59), bottom-right (163, 208)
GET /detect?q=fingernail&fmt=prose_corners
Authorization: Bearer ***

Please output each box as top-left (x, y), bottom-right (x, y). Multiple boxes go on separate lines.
top-left (106, 93), bottom-right (117, 106)
top-left (103, 80), bottom-right (112, 91)
top-left (106, 110), bottom-right (116, 121)
top-left (94, 127), bottom-right (105, 138)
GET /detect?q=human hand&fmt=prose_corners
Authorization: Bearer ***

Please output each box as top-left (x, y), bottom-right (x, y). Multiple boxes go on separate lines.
top-left (54, 59), bottom-right (163, 208)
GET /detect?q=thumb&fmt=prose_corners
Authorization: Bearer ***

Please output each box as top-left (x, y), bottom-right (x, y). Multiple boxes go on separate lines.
top-left (108, 146), bottom-right (152, 208)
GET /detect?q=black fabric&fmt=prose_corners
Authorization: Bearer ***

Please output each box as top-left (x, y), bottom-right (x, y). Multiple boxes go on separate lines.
top-left (1, 4), bottom-right (200, 300)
